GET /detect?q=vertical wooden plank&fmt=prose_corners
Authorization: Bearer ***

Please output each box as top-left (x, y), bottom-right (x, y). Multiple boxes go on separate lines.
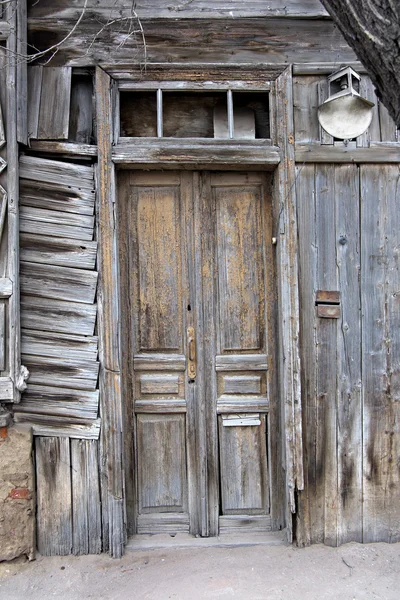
top-left (69, 73), bottom-right (93, 144)
top-left (273, 67), bottom-right (303, 542)
top-left (362, 165), bottom-right (400, 543)
top-left (16, 0), bottom-right (27, 145)
top-left (36, 437), bottom-right (72, 556)
top-left (6, 1), bottom-right (24, 402)
top-left (317, 80), bottom-right (333, 145)
top-left (0, 301), bottom-right (5, 370)
top-left (117, 170), bottom-right (136, 537)
top-left (195, 171), bottom-right (213, 536)
top-left (357, 77), bottom-right (380, 147)
top-left (38, 67), bottom-right (72, 140)
top-left (295, 164), bottom-right (316, 546)
top-left (315, 164), bottom-right (338, 546)
top-left (379, 102), bottom-right (398, 143)
top-left (27, 66), bottom-right (43, 140)
top-left (335, 165), bottom-right (362, 544)
top-left (71, 439), bottom-right (102, 555)
top-left (293, 75), bottom-right (320, 143)
top-left (96, 66), bottom-right (125, 558)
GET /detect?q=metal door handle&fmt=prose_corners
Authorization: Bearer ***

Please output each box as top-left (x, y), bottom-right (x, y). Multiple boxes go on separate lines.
top-left (187, 326), bottom-right (196, 379)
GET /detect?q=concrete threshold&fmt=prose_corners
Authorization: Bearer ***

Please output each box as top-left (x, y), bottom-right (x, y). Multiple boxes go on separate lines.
top-left (126, 530), bottom-right (287, 552)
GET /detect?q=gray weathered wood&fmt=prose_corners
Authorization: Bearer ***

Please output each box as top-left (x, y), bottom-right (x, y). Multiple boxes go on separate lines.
top-left (0, 21), bottom-right (10, 39)
top-left (135, 399), bottom-right (187, 413)
top-left (16, 0), bottom-right (28, 145)
top-left (37, 67), bottom-right (72, 140)
top-left (20, 296), bottom-right (97, 336)
top-left (0, 302), bottom-right (5, 370)
top-left (215, 355), bottom-right (268, 371)
top-left (20, 178), bottom-right (95, 215)
top-left (17, 383), bottom-right (99, 420)
top-left (20, 206), bottom-right (94, 240)
top-left (217, 397), bottom-right (269, 413)
top-left (36, 437), bottom-right (73, 555)
top-left (335, 165), bottom-right (362, 545)
top-left (361, 165), bottom-right (400, 543)
top-left (96, 66), bottom-right (125, 558)
top-left (20, 233), bottom-right (97, 270)
top-left (22, 330), bottom-right (98, 361)
top-left (134, 354), bottom-right (186, 371)
top-left (27, 66), bottom-right (43, 140)
top-left (28, 17), bottom-right (354, 68)
top-left (295, 143), bottom-right (400, 163)
top-left (293, 75), bottom-right (320, 143)
top-left (22, 354), bottom-right (99, 390)
top-left (71, 439), bottom-right (102, 554)
top-left (20, 155), bottom-right (94, 189)
top-left (20, 262), bottom-right (97, 304)
top-left (28, 140), bottom-right (98, 156)
top-left (113, 141), bottom-right (280, 168)
top-left (15, 413), bottom-right (101, 439)
top-left (273, 67), bottom-right (303, 542)
top-left (69, 72), bottom-right (94, 144)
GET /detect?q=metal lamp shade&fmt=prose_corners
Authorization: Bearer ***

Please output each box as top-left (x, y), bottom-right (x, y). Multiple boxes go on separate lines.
top-left (318, 93), bottom-right (375, 140)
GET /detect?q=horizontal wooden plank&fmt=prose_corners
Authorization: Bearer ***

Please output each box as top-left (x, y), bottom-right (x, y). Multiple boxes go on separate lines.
top-left (28, 1), bottom-right (329, 19)
top-left (114, 141), bottom-right (280, 168)
top-left (0, 278), bottom-right (12, 298)
top-left (111, 62), bottom-right (286, 82)
top-left (216, 354), bottom-right (268, 371)
top-left (20, 206), bottom-right (94, 240)
top-left (0, 377), bottom-right (14, 401)
top-left (217, 396), bottom-right (269, 413)
top-left (22, 330), bottom-right (98, 362)
top-left (135, 399), bottom-right (187, 413)
top-left (20, 262), bottom-right (98, 304)
top-left (22, 354), bottom-right (99, 390)
top-left (21, 296), bottom-right (97, 336)
top-left (295, 143), bottom-right (400, 163)
top-left (136, 512), bottom-right (189, 534)
top-left (20, 178), bottom-right (95, 215)
top-left (316, 290), bottom-right (340, 304)
top-left (317, 305), bottom-right (340, 319)
top-left (134, 354), bottom-right (186, 371)
top-left (13, 413), bottom-right (101, 440)
top-left (18, 384), bottom-right (99, 420)
top-left (223, 375), bottom-right (261, 394)
top-left (219, 514), bottom-right (271, 533)
top-left (28, 17), bottom-right (352, 68)
top-left (140, 374), bottom-right (180, 395)
top-left (28, 140), bottom-right (97, 156)
top-left (293, 62), bottom-right (366, 75)
top-left (119, 80), bottom-right (271, 91)
top-left (20, 233), bottom-right (97, 270)
top-left (19, 155), bottom-right (94, 189)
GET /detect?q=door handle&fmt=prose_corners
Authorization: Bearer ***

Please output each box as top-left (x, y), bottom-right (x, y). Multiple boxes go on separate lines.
top-left (187, 326), bottom-right (196, 379)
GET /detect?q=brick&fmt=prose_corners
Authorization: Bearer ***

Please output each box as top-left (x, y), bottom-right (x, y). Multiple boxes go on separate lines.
top-left (8, 487), bottom-right (31, 500)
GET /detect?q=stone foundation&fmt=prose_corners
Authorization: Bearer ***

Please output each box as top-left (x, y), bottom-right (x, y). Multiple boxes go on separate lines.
top-left (0, 423), bottom-right (35, 561)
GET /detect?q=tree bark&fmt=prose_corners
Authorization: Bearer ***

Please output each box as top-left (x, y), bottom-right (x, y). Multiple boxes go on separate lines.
top-left (319, 0), bottom-right (400, 127)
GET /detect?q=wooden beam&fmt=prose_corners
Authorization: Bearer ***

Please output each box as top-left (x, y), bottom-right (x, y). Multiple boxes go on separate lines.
top-left (96, 66), bottom-right (125, 559)
top-left (273, 67), bottom-right (303, 542)
top-left (113, 141), bottom-right (281, 169)
top-left (29, 140), bottom-right (98, 157)
top-left (295, 143), bottom-right (400, 163)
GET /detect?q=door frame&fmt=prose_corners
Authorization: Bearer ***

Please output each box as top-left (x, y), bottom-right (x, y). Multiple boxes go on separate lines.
top-left (95, 64), bottom-right (303, 556)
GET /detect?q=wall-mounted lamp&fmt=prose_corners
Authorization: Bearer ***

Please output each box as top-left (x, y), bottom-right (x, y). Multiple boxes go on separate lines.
top-left (317, 66), bottom-right (375, 140)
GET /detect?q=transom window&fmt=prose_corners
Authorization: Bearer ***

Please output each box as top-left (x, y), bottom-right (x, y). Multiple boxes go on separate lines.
top-left (119, 88), bottom-right (270, 140)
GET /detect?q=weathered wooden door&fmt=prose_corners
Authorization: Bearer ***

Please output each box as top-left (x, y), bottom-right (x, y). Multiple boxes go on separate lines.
top-left (119, 170), bottom-right (275, 536)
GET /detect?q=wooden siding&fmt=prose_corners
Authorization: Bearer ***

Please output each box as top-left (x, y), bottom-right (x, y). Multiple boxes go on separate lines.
top-left (296, 163), bottom-right (400, 546)
top-left (27, 16), bottom-right (355, 68)
top-left (13, 155), bottom-right (99, 439)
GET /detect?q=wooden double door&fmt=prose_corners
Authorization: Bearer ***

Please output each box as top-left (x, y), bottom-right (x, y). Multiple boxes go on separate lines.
top-left (119, 170), bottom-right (277, 536)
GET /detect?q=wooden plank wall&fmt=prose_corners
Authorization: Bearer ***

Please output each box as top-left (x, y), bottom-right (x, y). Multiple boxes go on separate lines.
top-left (294, 74), bottom-right (400, 545)
top-left (13, 154), bottom-right (101, 555)
top-left (26, 8), bottom-right (355, 68)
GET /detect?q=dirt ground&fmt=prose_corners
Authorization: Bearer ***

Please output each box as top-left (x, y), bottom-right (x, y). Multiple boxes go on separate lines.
top-left (0, 539), bottom-right (399, 599)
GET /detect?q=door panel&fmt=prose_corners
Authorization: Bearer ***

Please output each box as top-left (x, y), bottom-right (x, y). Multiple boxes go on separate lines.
top-left (219, 414), bottom-right (269, 515)
top-left (137, 413), bottom-right (187, 513)
top-left (122, 170), bottom-right (274, 536)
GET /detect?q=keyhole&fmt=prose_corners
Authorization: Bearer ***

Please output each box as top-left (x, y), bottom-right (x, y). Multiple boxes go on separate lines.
top-left (187, 304), bottom-right (191, 311)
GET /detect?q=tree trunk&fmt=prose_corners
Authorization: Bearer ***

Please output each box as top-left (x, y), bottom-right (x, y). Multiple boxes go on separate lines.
top-left (319, 0), bottom-right (400, 127)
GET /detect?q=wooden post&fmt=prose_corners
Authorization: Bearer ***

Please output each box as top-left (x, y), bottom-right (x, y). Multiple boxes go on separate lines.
top-left (95, 66), bottom-right (126, 558)
top-left (273, 67), bottom-right (304, 542)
